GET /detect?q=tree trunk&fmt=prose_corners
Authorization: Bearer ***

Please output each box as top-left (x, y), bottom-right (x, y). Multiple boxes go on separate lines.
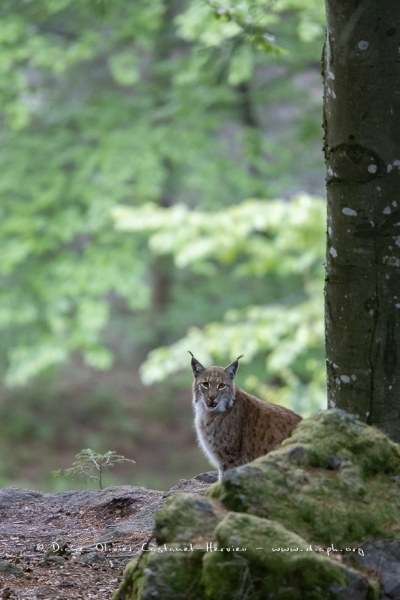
top-left (323, 1), bottom-right (400, 441)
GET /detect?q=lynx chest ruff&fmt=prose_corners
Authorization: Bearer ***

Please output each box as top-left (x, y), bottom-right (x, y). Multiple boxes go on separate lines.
top-left (189, 353), bottom-right (302, 480)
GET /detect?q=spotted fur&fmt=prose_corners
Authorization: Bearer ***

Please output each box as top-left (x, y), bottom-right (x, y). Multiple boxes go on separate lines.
top-left (190, 353), bottom-right (302, 481)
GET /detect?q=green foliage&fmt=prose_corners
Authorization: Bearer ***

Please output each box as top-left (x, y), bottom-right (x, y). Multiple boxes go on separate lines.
top-left (179, 0), bottom-right (325, 58)
top-left (178, 1), bottom-right (284, 58)
top-left (0, 0), bottom-right (325, 417)
top-left (53, 448), bottom-right (136, 489)
top-left (114, 195), bottom-right (325, 413)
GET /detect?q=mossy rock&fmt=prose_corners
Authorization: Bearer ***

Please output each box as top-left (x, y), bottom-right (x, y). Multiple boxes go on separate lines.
top-left (209, 409), bottom-right (400, 547)
top-left (114, 410), bottom-right (399, 599)
top-left (202, 513), bottom-right (374, 600)
top-left (283, 408), bottom-right (400, 476)
top-left (154, 493), bottom-right (226, 544)
top-left (113, 556), bottom-right (143, 600)
top-left (113, 551), bottom-right (205, 600)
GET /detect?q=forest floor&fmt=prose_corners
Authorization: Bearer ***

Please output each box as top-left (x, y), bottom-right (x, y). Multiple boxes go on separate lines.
top-left (0, 476), bottom-right (214, 599)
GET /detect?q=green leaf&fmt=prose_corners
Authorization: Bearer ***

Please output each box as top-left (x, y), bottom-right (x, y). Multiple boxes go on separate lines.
top-left (108, 52), bottom-right (140, 86)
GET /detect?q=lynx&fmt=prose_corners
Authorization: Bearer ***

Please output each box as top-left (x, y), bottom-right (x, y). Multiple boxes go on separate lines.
top-left (190, 352), bottom-right (302, 480)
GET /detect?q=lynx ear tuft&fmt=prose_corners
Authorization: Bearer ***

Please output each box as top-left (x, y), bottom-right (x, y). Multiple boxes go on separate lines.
top-left (188, 351), bottom-right (206, 378)
top-left (224, 354), bottom-right (244, 379)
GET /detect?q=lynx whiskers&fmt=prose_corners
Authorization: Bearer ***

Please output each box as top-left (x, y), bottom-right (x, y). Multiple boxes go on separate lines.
top-left (189, 352), bottom-right (302, 481)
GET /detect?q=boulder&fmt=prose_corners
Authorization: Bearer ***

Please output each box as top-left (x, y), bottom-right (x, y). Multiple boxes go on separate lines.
top-left (114, 409), bottom-right (400, 599)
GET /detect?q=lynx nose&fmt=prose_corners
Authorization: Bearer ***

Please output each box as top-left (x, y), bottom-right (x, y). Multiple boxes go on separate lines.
top-left (206, 396), bottom-right (217, 408)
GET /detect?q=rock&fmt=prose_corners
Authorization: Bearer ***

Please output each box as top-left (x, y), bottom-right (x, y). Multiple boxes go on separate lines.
top-left (80, 551), bottom-right (104, 565)
top-left (161, 477), bottom-right (212, 499)
top-left (203, 513), bottom-right (371, 600)
top-left (114, 409), bottom-right (400, 599)
top-left (0, 559), bottom-right (23, 576)
top-left (352, 540), bottom-right (400, 599)
top-left (154, 493), bottom-right (226, 544)
top-left (116, 551), bottom-right (204, 600)
top-left (45, 539), bottom-right (71, 557)
top-left (211, 409), bottom-right (400, 547)
top-left (325, 455), bottom-right (342, 470)
top-left (193, 471), bottom-right (218, 484)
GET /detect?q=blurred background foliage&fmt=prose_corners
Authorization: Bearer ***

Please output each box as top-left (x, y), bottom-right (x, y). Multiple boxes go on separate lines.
top-left (0, 0), bottom-right (325, 490)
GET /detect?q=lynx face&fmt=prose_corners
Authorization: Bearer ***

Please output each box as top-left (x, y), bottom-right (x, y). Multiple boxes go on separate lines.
top-left (189, 353), bottom-right (243, 413)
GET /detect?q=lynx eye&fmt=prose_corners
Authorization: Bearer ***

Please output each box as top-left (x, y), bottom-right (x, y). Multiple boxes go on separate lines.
top-left (200, 382), bottom-right (209, 389)
top-left (218, 383), bottom-right (226, 390)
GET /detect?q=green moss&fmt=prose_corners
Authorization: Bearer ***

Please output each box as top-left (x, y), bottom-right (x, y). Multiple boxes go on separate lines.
top-left (113, 556), bottom-right (145, 600)
top-left (202, 552), bottom-right (252, 600)
top-left (201, 512), bottom-right (373, 600)
top-left (154, 493), bottom-right (226, 544)
top-left (144, 551), bottom-right (204, 600)
top-left (113, 549), bottom-right (205, 600)
top-left (282, 409), bottom-right (400, 476)
top-left (209, 410), bottom-right (400, 546)
top-left (116, 410), bottom-right (396, 599)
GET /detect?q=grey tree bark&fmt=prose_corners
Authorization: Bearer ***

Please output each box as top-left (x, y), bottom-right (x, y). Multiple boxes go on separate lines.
top-left (323, 1), bottom-right (400, 441)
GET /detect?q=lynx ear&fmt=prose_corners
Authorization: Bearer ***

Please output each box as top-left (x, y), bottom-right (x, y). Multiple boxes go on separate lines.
top-left (224, 355), bottom-right (244, 379)
top-left (188, 351), bottom-right (206, 378)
